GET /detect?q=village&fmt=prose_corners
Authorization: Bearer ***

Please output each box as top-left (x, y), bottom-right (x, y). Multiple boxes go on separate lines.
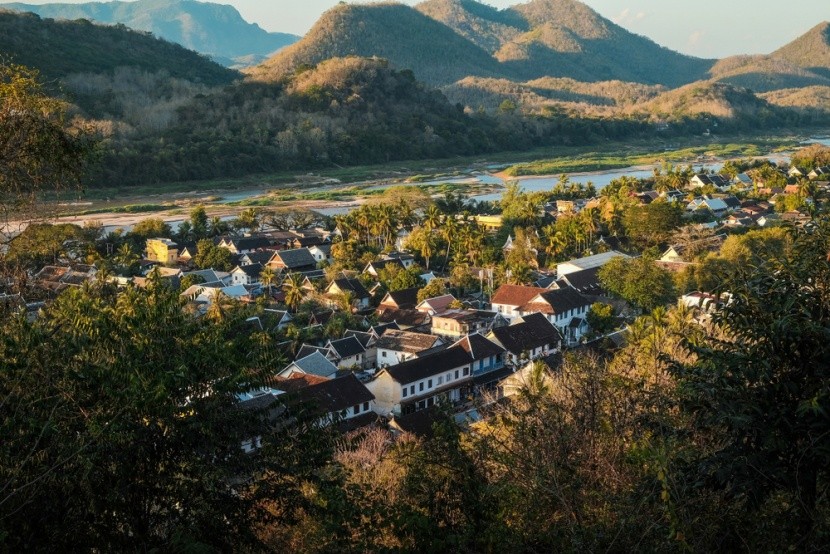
top-left (2, 151), bottom-right (830, 441)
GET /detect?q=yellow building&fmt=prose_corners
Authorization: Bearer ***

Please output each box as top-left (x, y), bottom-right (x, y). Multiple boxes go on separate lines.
top-left (145, 238), bottom-right (179, 265)
top-left (473, 215), bottom-right (503, 232)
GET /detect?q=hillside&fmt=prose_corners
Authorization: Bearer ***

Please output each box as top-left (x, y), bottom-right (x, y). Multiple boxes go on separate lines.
top-left (3, 0), bottom-right (299, 68)
top-left (250, 3), bottom-right (503, 85)
top-left (773, 21), bottom-right (830, 78)
top-left (256, 0), bottom-right (712, 87)
top-left (0, 9), bottom-right (237, 84)
top-left (708, 54), bottom-right (830, 92)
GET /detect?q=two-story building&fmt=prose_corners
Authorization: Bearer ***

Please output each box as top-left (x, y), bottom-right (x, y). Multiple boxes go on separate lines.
top-left (374, 329), bottom-right (445, 367)
top-left (487, 313), bottom-right (562, 367)
top-left (230, 263), bottom-right (263, 286)
top-left (145, 238), bottom-right (179, 265)
top-left (431, 309), bottom-right (507, 340)
top-left (519, 288), bottom-right (592, 346)
top-left (325, 278), bottom-right (371, 310)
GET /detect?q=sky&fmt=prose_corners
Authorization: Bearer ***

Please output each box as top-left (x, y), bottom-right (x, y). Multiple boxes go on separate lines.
top-left (12, 0), bottom-right (830, 59)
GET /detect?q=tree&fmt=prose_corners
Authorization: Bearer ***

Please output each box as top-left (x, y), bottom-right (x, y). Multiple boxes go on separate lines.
top-left (0, 278), bottom-right (293, 550)
top-left (406, 227), bottom-right (437, 270)
top-left (672, 223), bottom-right (830, 542)
top-left (599, 256), bottom-right (676, 312)
top-left (622, 203), bottom-right (682, 247)
top-left (193, 238), bottom-right (232, 271)
top-left (189, 206), bottom-right (209, 239)
top-left (283, 273), bottom-right (305, 312)
top-left (131, 217), bottom-right (173, 239)
top-left (0, 62), bottom-right (95, 215)
top-left (260, 265), bottom-right (277, 298)
top-left (586, 302), bottom-right (615, 336)
top-left (417, 278), bottom-right (447, 303)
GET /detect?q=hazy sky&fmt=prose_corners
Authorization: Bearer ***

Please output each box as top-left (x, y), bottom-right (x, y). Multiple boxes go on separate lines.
top-left (11, 0), bottom-right (830, 59)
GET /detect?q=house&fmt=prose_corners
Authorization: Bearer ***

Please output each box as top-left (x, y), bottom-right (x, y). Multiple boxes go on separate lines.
top-left (220, 236), bottom-right (274, 255)
top-left (488, 313), bottom-right (562, 367)
top-left (378, 287), bottom-right (420, 310)
top-left (375, 329), bottom-right (445, 367)
top-left (550, 266), bottom-right (604, 297)
top-left (325, 278), bottom-right (371, 310)
top-left (182, 268), bottom-right (230, 287)
top-left (456, 333), bottom-right (510, 388)
top-left (367, 334), bottom-right (504, 416)
top-left (295, 344), bottom-right (335, 363)
top-left (660, 234), bottom-right (725, 263)
top-left (808, 166), bottom-right (829, 180)
top-left (230, 263), bottom-right (263, 286)
top-left (344, 329), bottom-right (378, 367)
top-left (757, 213), bottom-right (781, 227)
top-left (519, 288), bottom-right (592, 346)
top-left (732, 173), bottom-right (753, 188)
top-left (262, 308), bottom-right (292, 331)
top-left (290, 374), bottom-right (376, 430)
top-left (690, 173), bottom-right (731, 190)
top-left (680, 291), bottom-right (723, 314)
top-left (177, 242), bottom-right (198, 263)
top-left (267, 248), bottom-right (317, 273)
top-left (363, 258), bottom-right (406, 277)
top-left (291, 236), bottom-right (325, 249)
top-left (557, 251), bottom-right (631, 278)
top-left (490, 284), bottom-right (547, 321)
top-left (326, 336), bottom-right (367, 370)
top-left (279, 351), bottom-right (340, 379)
top-left (385, 251), bottom-right (416, 269)
top-left (238, 251), bottom-right (274, 266)
top-left (686, 197), bottom-right (729, 217)
top-left (308, 244), bottom-right (332, 264)
top-left (309, 309), bottom-right (334, 327)
top-left (415, 294), bottom-right (456, 315)
top-left (145, 238), bottom-right (179, 265)
top-left (431, 309), bottom-right (506, 339)
top-left (661, 189), bottom-right (687, 203)
top-left (375, 307), bottom-right (431, 330)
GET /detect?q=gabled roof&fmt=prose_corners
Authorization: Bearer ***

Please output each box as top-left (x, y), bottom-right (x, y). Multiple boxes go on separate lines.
top-left (327, 335), bottom-right (366, 359)
top-left (416, 294), bottom-right (456, 313)
top-left (242, 251), bottom-right (274, 265)
top-left (376, 308), bottom-right (430, 328)
top-left (490, 313), bottom-right (562, 354)
top-left (228, 236), bottom-right (273, 251)
top-left (344, 329), bottom-right (374, 348)
top-left (454, 333), bottom-right (505, 360)
top-left (328, 278), bottom-right (370, 299)
top-left (294, 374), bottom-right (374, 414)
top-left (554, 266), bottom-right (603, 295)
top-left (310, 309), bottom-right (334, 326)
top-left (289, 351), bottom-right (339, 378)
top-left (374, 329), bottom-right (443, 354)
top-left (364, 258), bottom-right (405, 273)
top-left (271, 248), bottom-right (316, 269)
top-left (296, 344), bottom-right (331, 361)
top-left (490, 284), bottom-right (546, 307)
top-left (521, 288), bottom-right (591, 315)
top-left (380, 287), bottom-right (420, 309)
top-left (233, 263), bottom-right (263, 278)
top-left (383, 345), bottom-right (473, 384)
top-left (371, 321), bottom-right (400, 337)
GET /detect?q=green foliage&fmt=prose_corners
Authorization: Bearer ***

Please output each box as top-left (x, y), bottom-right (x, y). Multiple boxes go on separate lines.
top-left (130, 217), bottom-right (172, 239)
top-left (193, 238), bottom-right (232, 271)
top-left (416, 278), bottom-right (446, 302)
top-left (599, 255), bottom-right (676, 312)
top-left (0, 279), bottom-right (294, 550)
top-left (622, 202), bottom-right (683, 247)
top-left (586, 302), bottom-right (615, 335)
top-left (790, 143), bottom-right (830, 170)
top-left (378, 264), bottom-right (424, 292)
top-left (4, 223), bottom-right (85, 268)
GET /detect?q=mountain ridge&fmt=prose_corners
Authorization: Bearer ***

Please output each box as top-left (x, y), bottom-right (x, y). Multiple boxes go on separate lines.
top-left (2, 0), bottom-right (299, 67)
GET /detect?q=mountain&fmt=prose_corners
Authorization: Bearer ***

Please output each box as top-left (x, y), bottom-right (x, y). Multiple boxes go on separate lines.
top-left (250, 3), bottom-right (504, 85)
top-left (708, 54), bottom-right (830, 93)
top-left (2, 0), bottom-right (300, 67)
top-left (0, 9), bottom-right (237, 84)
top-left (257, 0), bottom-right (713, 88)
top-left (773, 21), bottom-right (830, 78)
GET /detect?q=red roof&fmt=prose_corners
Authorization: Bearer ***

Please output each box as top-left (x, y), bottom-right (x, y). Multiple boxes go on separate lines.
top-left (490, 284), bottom-right (546, 307)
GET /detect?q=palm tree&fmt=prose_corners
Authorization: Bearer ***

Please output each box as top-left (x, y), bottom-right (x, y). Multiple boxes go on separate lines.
top-left (260, 266), bottom-right (276, 300)
top-left (423, 205), bottom-right (442, 232)
top-left (442, 215), bottom-right (458, 269)
top-left (283, 273), bottom-right (305, 312)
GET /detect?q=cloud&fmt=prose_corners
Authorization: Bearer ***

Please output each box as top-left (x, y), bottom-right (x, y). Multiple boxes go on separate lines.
top-left (614, 8), bottom-right (647, 25)
top-left (613, 8), bottom-right (631, 23)
top-left (688, 30), bottom-right (705, 47)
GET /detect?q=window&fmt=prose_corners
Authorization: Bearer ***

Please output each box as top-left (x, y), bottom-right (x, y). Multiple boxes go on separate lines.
top-left (447, 372), bottom-right (452, 382)
top-left (437, 376), bottom-right (443, 385)
top-left (419, 382), bottom-right (424, 392)
top-left (410, 385), bottom-right (415, 395)
top-left (381, 351), bottom-right (386, 358)
top-left (363, 402), bottom-right (369, 411)
top-left (463, 366), bottom-right (470, 376)
top-left (455, 370), bottom-right (459, 379)
top-left (402, 388), bottom-right (408, 398)
top-left (353, 404), bottom-right (360, 415)
top-left (428, 379), bottom-right (433, 388)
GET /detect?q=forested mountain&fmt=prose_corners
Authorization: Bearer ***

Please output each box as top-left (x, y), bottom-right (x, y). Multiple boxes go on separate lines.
top-left (249, 3), bottom-right (504, 85)
top-left (774, 21), bottom-right (830, 77)
top-left (0, 9), bottom-right (237, 84)
top-left (2, 0), bottom-right (299, 67)
top-left (258, 0), bottom-right (712, 88)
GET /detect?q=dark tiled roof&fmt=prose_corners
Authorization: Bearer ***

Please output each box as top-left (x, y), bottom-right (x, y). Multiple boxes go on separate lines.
top-left (491, 284), bottom-right (546, 307)
top-left (290, 351), bottom-right (339, 378)
top-left (365, 259), bottom-right (405, 273)
top-left (384, 345), bottom-right (473, 384)
top-left (231, 236), bottom-right (273, 251)
top-left (374, 329), bottom-right (442, 353)
top-left (344, 330), bottom-right (373, 348)
top-left (236, 263), bottom-right (263, 278)
top-left (310, 309), bottom-right (334, 326)
top-left (273, 248), bottom-right (316, 269)
top-left (391, 407), bottom-right (444, 437)
top-left (294, 236), bottom-right (324, 247)
top-left (376, 308), bottom-right (429, 327)
top-left (556, 266), bottom-right (603, 295)
top-left (331, 278), bottom-right (370, 299)
top-left (328, 336), bottom-right (366, 359)
top-left (417, 294), bottom-right (455, 313)
top-left (491, 313), bottom-right (562, 354)
top-left (381, 287), bottom-right (420, 309)
top-left (244, 251), bottom-right (274, 265)
top-left (455, 333), bottom-right (505, 360)
top-left (295, 374), bottom-right (374, 414)
top-left (473, 365), bottom-right (514, 386)
top-left (296, 344), bottom-right (330, 361)
top-left (525, 288), bottom-right (591, 315)
top-left (372, 322), bottom-right (400, 336)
